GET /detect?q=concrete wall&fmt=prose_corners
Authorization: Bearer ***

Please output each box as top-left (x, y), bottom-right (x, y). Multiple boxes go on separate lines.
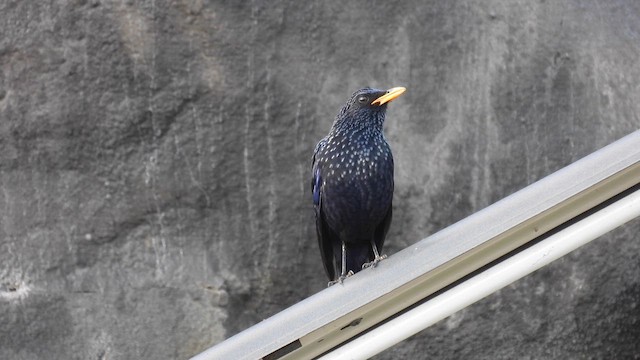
top-left (0, 1), bottom-right (638, 359)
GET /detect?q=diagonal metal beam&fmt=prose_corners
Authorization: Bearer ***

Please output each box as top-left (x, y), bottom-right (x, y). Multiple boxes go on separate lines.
top-left (191, 130), bottom-right (640, 360)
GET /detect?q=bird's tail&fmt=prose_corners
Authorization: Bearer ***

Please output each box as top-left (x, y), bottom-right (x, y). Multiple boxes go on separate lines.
top-left (345, 242), bottom-right (374, 275)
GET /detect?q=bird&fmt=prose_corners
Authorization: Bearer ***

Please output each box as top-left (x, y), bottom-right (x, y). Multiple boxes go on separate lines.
top-left (311, 86), bottom-right (406, 285)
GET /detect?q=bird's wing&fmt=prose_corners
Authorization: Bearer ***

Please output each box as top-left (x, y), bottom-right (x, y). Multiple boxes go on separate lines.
top-left (311, 139), bottom-right (326, 205)
top-left (315, 195), bottom-right (337, 281)
top-left (312, 139), bottom-right (336, 280)
top-left (373, 202), bottom-right (392, 256)
top-left (310, 139), bottom-right (326, 189)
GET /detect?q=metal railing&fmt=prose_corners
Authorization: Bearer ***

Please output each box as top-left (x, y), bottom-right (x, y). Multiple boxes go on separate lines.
top-left (191, 130), bottom-right (640, 360)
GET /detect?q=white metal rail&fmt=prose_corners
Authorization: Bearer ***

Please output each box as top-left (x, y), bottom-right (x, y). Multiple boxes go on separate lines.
top-left (191, 130), bottom-right (640, 360)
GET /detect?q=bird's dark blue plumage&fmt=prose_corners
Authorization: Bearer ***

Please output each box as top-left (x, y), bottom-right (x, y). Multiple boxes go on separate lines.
top-left (311, 87), bottom-right (405, 284)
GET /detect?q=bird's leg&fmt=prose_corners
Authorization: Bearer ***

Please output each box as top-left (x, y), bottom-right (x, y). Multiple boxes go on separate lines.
top-left (328, 241), bottom-right (353, 286)
top-left (362, 240), bottom-right (387, 269)
top-left (341, 240), bottom-right (347, 278)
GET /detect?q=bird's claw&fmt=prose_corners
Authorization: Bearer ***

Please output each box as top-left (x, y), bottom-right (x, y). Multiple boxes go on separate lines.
top-left (327, 270), bottom-right (355, 287)
top-left (362, 254), bottom-right (388, 269)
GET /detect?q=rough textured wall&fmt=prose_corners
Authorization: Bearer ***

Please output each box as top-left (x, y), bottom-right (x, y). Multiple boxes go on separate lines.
top-left (0, 1), bottom-right (639, 359)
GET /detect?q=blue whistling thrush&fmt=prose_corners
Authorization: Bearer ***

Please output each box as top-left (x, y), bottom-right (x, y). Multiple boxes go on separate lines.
top-left (312, 87), bottom-right (406, 285)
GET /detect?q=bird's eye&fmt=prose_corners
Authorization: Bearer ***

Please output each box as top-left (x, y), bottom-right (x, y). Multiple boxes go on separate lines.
top-left (357, 96), bottom-right (368, 104)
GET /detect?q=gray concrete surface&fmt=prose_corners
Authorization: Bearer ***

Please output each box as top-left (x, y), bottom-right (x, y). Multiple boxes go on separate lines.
top-left (0, 1), bottom-right (638, 359)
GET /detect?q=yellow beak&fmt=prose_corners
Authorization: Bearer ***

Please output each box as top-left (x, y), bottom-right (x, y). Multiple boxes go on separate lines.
top-left (371, 87), bottom-right (407, 106)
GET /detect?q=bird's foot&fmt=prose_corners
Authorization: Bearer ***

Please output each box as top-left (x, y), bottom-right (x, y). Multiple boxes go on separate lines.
top-left (327, 270), bottom-right (355, 287)
top-left (362, 254), bottom-right (388, 269)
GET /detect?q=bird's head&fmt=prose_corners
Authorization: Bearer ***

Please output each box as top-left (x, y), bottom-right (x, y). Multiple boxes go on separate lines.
top-left (333, 87), bottom-right (406, 132)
